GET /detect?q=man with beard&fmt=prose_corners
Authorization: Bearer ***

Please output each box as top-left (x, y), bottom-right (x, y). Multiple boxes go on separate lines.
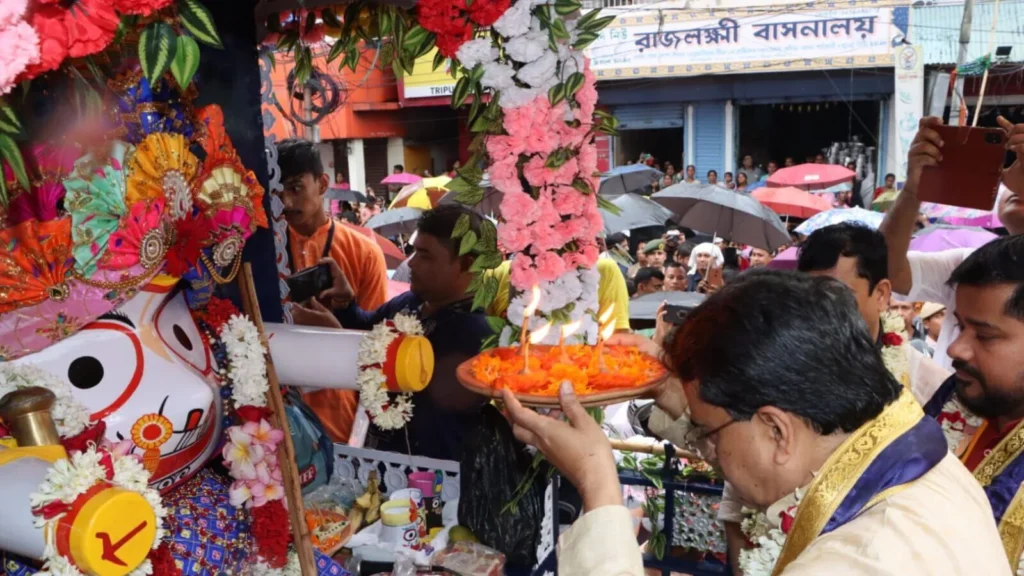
top-left (881, 116), bottom-right (1024, 370)
top-left (921, 236), bottom-right (1024, 572)
top-left (299, 205), bottom-right (493, 460)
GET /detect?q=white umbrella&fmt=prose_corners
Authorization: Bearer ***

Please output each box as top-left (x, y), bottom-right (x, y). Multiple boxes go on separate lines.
top-left (652, 183), bottom-right (790, 251)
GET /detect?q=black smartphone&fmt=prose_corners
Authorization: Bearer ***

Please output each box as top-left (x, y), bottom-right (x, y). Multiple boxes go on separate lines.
top-left (286, 263), bottom-right (332, 303)
top-left (664, 304), bottom-right (689, 324)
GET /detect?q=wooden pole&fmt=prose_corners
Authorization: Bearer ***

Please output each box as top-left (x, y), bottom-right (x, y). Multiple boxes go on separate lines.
top-left (609, 438), bottom-right (698, 461)
top-left (238, 263), bottom-right (317, 574)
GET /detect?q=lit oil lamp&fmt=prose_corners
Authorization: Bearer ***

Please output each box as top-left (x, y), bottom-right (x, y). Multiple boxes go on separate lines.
top-left (519, 285), bottom-right (542, 351)
top-left (523, 322), bottom-right (552, 374)
top-left (558, 319), bottom-right (583, 363)
top-left (593, 304), bottom-right (617, 371)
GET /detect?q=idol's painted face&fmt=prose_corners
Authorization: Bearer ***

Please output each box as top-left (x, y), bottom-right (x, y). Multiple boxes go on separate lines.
top-left (16, 286), bottom-right (221, 493)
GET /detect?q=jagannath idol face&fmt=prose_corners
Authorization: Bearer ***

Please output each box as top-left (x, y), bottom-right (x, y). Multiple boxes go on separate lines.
top-left (13, 276), bottom-right (222, 493)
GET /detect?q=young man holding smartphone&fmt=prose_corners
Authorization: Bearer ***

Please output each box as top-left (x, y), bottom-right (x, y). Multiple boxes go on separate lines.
top-left (276, 138), bottom-right (389, 444)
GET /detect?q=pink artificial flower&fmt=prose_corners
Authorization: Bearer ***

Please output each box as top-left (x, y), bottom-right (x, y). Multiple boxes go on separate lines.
top-left (499, 189), bottom-right (540, 222)
top-left (249, 480), bottom-right (268, 508)
top-left (263, 480), bottom-right (285, 502)
top-left (253, 460), bottom-right (273, 485)
top-left (552, 157), bottom-right (580, 187)
top-left (0, 21), bottom-right (40, 95)
top-left (554, 217), bottom-right (587, 243)
top-left (552, 186), bottom-right (587, 217)
top-left (523, 122), bottom-right (558, 156)
top-left (497, 220), bottom-right (532, 253)
top-left (577, 67), bottom-right (598, 120)
top-left (222, 426), bottom-right (265, 481)
top-left (271, 466), bottom-right (283, 483)
top-left (243, 418), bottom-right (285, 452)
top-left (577, 145), bottom-right (598, 178)
top-left (509, 254), bottom-right (539, 291)
top-left (229, 480), bottom-right (252, 508)
top-left (489, 157), bottom-right (523, 195)
top-left (522, 155), bottom-right (553, 188)
top-left (0, 0), bottom-right (27, 28)
top-left (486, 134), bottom-right (525, 161)
top-left (578, 241), bottom-right (600, 267)
top-left (581, 203), bottom-right (604, 236)
top-left (503, 96), bottom-right (550, 141)
top-left (534, 250), bottom-right (566, 283)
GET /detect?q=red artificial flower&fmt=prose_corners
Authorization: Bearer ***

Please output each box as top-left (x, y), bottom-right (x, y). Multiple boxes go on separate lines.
top-left (463, 0), bottom-right (510, 27)
top-left (235, 405), bottom-right (273, 423)
top-left (166, 214), bottom-right (211, 277)
top-left (112, 0), bottom-right (174, 16)
top-left (251, 499), bottom-right (292, 568)
top-left (435, 25), bottom-right (473, 58)
top-left (204, 296), bottom-right (239, 333)
top-left (62, 0), bottom-right (120, 58)
top-left (779, 506), bottom-right (797, 534)
top-left (60, 421), bottom-right (107, 455)
top-left (417, 0), bottom-right (473, 58)
top-left (19, 5), bottom-right (69, 81)
top-left (881, 333), bottom-right (903, 347)
top-left (147, 542), bottom-right (181, 576)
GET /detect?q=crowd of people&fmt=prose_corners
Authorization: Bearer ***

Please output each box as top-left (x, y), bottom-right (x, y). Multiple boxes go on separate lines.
top-left (276, 110), bottom-right (1024, 575)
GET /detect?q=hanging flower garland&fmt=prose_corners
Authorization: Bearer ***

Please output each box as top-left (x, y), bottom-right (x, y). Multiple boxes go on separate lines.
top-left (220, 313), bottom-right (271, 409)
top-left (738, 489), bottom-right (802, 576)
top-left (0, 364), bottom-right (91, 439)
top-left (29, 445), bottom-right (167, 576)
top-left (879, 311), bottom-right (910, 389)
top-left (356, 314), bottom-right (425, 430)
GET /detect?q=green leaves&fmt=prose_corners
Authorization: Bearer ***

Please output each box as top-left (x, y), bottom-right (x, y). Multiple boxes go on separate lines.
top-left (139, 22), bottom-right (177, 85)
top-left (550, 18), bottom-right (570, 41)
top-left (555, 0), bottom-right (583, 16)
top-left (572, 31), bottom-right (600, 50)
top-left (432, 50), bottom-right (447, 71)
top-left (470, 251), bottom-right (503, 272)
top-left (597, 193), bottom-right (621, 215)
top-left (564, 72), bottom-right (585, 98)
top-left (294, 45), bottom-right (313, 85)
top-left (573, 10), bottom-right (614, 49)
top-left (486, 316), bottom-right (506, 335)
top-left (452, 213), bottom-right (471, 239)
top-left (594, 109), bottom-right (620, 136)
top-left (471, 274), bottom-right (500, 312)
top-left (479, 219), bottom-right (497, 249)
top-left (548, 82), bottom-right (566, 106)
top-left (171, 35), bottom-right (201, 89)
top-left (571, 177), bottom-right (593, 195)
top-left (0, 133), bottom-right (28, 206)
top-left (326, 38), bottom-right (346, 63)
top-left (0, 102), bottom-right (21, 135)
top-left (459, 231), bottom-right (478, 256)
top-left (178, 0), bottom-right (223, 49)
top-left (451, 76), bottom-right (472, 109)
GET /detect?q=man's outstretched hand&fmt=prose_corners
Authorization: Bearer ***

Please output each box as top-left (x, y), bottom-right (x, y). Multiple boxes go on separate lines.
top-left (502, 383), bottom-right (622, 513)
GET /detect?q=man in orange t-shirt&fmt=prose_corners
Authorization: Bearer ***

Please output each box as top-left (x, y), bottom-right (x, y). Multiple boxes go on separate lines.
top-left (276, 139), bottom-right (388, 443)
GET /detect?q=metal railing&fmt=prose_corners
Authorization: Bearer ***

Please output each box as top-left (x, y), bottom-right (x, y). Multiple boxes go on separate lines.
top-left (581, 0), bottom-right (673, 8)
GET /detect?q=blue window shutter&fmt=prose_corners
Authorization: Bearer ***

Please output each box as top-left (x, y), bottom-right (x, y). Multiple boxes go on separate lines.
top-left (693, 102), bottom-right (726, 180)
top-left (614, 103), bottom-right (685, 131)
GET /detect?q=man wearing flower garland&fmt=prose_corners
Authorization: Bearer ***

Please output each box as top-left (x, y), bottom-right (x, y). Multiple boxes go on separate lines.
top-left (305, 205), bottom-right (494, 461)
top-left (276, 138), bottom-right (389, 444)
top-left (514, 271), bottom-right (1009, 576)
top-left (919, 236), bottom-right (1024, 572)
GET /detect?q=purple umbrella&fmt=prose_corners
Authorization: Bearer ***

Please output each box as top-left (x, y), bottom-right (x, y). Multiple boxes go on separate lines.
top-left (767, 246), bottom-right (799, 270)
top-left (910, 225), bottom-right (998, 252)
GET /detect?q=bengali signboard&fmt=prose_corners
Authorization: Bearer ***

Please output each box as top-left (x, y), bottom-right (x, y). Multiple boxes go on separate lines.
top-left (400, 2), bottom-right (910, 98)
top-left (590, 3), bottom-right (909, 79)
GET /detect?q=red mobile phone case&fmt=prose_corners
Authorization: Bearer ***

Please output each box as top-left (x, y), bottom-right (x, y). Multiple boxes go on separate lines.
top-left (918, 125), bottom-right (1006, 211)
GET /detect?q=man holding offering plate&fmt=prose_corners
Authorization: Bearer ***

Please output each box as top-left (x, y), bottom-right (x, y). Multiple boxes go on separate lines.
top-left (506, 270), bottom-right (1009, 576)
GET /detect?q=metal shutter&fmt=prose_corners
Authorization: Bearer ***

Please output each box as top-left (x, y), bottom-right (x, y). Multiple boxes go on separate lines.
top-left (693, 102), bottom-right (726, 179)
top-left (364, 138), bottom-right (389, 194)
top-left (614, 103), bottom-right (685, 131)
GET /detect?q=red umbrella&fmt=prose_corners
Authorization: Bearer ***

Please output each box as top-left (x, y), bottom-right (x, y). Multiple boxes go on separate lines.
top-left (752, 186), bottom-right (833, 218)
top-left (341, 222), bottom-right (406, 267)
top-left (767, 164), bottom-right (855, 190)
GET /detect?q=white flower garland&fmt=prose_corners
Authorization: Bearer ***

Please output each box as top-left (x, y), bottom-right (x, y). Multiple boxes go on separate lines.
top-left (0, 364), bottom-right (91, 438)
top-left (738, 489), bottom-right (803, 576)
top-left (880, 311), bottom-right (911, 389)
top-left (937, 397), bottom-right (984, 453)
top-left (252, 551), bottom-right (301, 575)
top-left (30, 447), bottom-right (166, 576)
top-left (356, 313), bottom-right (424, 431)
top-left (220, 314), bottom-right (270, 409)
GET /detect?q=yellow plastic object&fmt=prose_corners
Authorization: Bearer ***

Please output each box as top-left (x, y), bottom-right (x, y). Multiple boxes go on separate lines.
top-left (69, 488), bottom-right (156, 576)
top-left (0, 444), bottom-right (67, 465)
top-left (394, 335), bottom-right (434, 393)
top-left (380, 499), bottom-right (414, 527)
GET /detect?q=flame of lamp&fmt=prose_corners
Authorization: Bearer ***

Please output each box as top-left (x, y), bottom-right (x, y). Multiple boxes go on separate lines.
top-left (519, 285), bottom-right (543, 349)
top-left (598, 303), bottom-right (616, 327)
top-left (530, 322), bottom-right (553, 344)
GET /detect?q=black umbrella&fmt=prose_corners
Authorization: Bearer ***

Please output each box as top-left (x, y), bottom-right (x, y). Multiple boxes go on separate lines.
top-left (326, 186), bottom-right (368, 203)
top-left (652, 183), bottom-right (790, 251)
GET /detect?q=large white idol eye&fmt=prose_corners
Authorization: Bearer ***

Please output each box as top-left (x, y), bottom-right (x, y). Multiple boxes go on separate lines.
top-left (155, 292), bottom-right (211, 376)
top-left (51, 313), bottom-right (144, 421)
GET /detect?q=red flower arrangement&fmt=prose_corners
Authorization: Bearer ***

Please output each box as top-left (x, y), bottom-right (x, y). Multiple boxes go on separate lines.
top-left (19, 6), bottom-right (68, 81)
top-left (147, 542), bottom-right (182, 576)
top-left (251, 499), bottom-right (292, 568)
top-left (236, 405), bottom-right (273, 423)
top-left (460, 0), bottom-right (510, 27)
top-left (416, 0), bottom-right (473, 58)
top-left (60, 420), bottom-right (106, 454)
top-left (112, 0), bottom-right (174, 16)
top-left (166, 213), bottom-right (212, 277)
top-left (204, 296), bottom-right (240, 334)
top-left (881, 333), bottom-right (903, 347)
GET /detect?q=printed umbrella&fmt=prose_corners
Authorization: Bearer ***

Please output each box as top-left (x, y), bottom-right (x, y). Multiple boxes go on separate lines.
top-left (766, 246), bottom-right (799, 270)
top-left (920, 202), bottom-right (1002, 228)
top-left (871, 189), bottom-right (899, 212)
top-left (601, 193), bottom-right (675, 234)
top-left (364, 207), bottom-right (424, 238)
top-left (652, 183), bottom-right (790, 251)
top-left (910, 225), bottom-right (998, 252)
top-left (439, 173), bottom-right (503, 216)
top-left (794, 207), bottom-right (884, 236)
top-left (768, 163), bottom-right (855, 190)
top-left (752, 186), bottom-right (833, 219)
top-left (381, 173), bottom-right (423, 186)
top-left (599, 164), bottom-right (664, 196)
top-left (340, 221), bottom-right (406, 267)
top-left (389, 176), bottom-right (452, 209)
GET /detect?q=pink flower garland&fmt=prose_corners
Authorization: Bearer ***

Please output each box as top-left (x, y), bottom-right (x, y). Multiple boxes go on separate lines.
top-left (223, 416), bottom-right (286, 508)
top-left (490, 64), bottom-right (604, 290)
